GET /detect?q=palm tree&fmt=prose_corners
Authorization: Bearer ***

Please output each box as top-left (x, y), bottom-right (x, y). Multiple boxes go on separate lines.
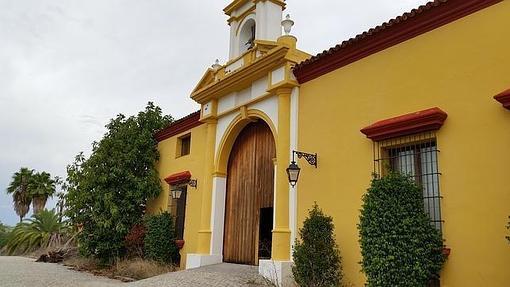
top-left (29, 172), bottom-right (56, 214)
top-left (4, 209), bottom-right (69, 255)
top-left (7, 168), bottom-right (34, 222)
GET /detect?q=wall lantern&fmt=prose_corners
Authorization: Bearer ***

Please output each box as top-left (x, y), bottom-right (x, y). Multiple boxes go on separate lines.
top-left (171, 188), bottom-right (184, 200)
top-left (170, 179), bottom-right (197, 199)
top-left (286, 151), bottom-right (317, 187)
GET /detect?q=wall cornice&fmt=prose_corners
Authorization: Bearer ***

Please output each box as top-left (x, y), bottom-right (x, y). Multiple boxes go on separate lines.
top-left (191, 46), bottom-right (290, 104)
top-left (360, 107), bottom-right (448, 141)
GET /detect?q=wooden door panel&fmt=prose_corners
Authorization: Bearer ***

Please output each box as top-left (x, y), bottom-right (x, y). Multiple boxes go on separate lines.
top-left (223, 121), bottom-right (275, 265)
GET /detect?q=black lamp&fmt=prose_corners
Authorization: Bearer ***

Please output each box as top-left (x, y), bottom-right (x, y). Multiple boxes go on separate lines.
top-left (286, 161), bottom-right (301, 187)
top-left (286, 151), bottom-right (317, 187)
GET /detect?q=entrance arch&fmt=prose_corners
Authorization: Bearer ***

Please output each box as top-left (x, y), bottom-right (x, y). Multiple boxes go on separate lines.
top-left (223, 120), bottom-right (276, 265)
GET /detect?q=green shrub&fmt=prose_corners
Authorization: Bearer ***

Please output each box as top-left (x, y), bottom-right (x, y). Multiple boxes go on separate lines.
top-left (292, 203), bottom-right (342, 287)
top-left (358, 173), bottom-right (445, 287)
top-left (144, 212), bottom-right (178, 264)
top-left (64, 103), bottom-right (172, 264)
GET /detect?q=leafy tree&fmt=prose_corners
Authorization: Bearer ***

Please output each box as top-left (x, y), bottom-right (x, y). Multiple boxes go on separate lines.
top-left (292, 203), bottom-right (343, 287)
top-left (7, 168), bottom-right (34, 222)
top-left (144, 212), bottom-right (178, 264)
top-left (358, 173), bottom-right (444, 287)
top-left (29, 171), bottom-right (57, 214)
top-left (65, 102), bottom-right (172, 264)
top-left (4, 209), bottom-right (69, 255)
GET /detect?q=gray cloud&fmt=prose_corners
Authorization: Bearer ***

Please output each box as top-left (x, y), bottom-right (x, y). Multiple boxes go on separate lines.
top-left (0, 0), bottom-right (427, 225)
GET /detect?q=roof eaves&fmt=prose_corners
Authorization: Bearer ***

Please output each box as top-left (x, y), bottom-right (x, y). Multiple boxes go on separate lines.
top-left (293, 0), bottom-right (503, 83)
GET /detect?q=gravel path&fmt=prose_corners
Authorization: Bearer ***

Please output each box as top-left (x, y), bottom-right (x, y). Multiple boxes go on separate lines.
top-left (0, 256), bottom-right (120, 287)
top-left (0, 257), bottom-right (270, 287)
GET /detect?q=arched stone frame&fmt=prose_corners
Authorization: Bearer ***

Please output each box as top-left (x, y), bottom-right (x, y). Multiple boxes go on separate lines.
top-left (209, 109), bottom-right (278, 258)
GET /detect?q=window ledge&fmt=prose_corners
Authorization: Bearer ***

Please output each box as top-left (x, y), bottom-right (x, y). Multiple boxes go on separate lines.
top-left (164, 171), bottom-right (192, 185)
top-left (494, 89), bottom-right (510, 110)
top-left (360, 107), bottom-right (448, 141)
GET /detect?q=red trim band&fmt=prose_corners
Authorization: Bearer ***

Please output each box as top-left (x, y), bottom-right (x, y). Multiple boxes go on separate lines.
top-left (494, 89), bottom-right (510, 110)
top-left (155, 111), bottom-right (202, 142)
top-left (294, 0), bottom-right (502, 84)
top-left (164, 171), bottom-right (192, 185)
top-left (361, 107), bottom-right (448, 141)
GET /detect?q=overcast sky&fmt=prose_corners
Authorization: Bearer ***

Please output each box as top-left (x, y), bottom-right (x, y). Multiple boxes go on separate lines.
top-left (0, 0), bottom-right (428, 225)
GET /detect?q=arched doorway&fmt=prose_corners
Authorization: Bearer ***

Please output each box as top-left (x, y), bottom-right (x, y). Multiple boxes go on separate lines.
top-left (223, 120), bottom-right (276, 265)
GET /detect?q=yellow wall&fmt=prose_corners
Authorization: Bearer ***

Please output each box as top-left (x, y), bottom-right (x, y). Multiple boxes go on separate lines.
top-left (147, 123), bottom-right (207, 268)
top-left (297, 2), bottom-right (510, 287)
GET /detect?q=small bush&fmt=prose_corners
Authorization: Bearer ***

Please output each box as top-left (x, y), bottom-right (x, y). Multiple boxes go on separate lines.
top-left (125, 224), bottom-right (145, 258)
top-left (292, 203), bottom-right (342, 287)
top-left (144, 212), bottom-right (178, 264)
top-left (358, 173), bottom-right (445, 287)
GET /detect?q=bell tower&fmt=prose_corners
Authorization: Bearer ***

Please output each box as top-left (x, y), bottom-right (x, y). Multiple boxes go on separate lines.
top-left (224, 0), bottom-right (286, 60)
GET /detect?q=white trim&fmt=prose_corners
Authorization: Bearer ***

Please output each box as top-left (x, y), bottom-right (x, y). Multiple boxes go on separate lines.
top-left (273, 160), bottom-right (278, 230)
top-left (210, 176), bottom-right (227, 256)
top-left (289, 87), bottom-right (299, 259)
top-left (248, 95), bottom-right (278, 132)
top-left (186, 254), bottom-right (223, 269)
top-left (215, 111), bottom-right (239, 156)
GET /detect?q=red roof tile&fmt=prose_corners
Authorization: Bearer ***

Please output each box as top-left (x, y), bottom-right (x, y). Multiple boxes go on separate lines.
top-left (154, 111), bottom-right (202, 142)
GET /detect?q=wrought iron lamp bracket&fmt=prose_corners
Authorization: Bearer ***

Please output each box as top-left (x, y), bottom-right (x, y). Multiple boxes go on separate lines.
top-left (292, 151), bottom-right (318, 168)
top-left (188, 179), bottom-right (198, 189)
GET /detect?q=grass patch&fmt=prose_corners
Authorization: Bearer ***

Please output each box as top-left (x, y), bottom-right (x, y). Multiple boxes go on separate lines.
top-left (63, 256), bottom-right (175, 281)
top-left (113, 258), bottom-right (176, 280)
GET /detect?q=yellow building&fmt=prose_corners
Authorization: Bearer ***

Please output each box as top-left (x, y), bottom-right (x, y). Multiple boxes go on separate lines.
top-left (148, 0), bottom-right (510, 286)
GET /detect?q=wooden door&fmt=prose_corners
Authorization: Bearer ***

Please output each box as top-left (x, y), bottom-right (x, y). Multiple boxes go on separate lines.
top-left (223, 121), bottom-right (276, 265)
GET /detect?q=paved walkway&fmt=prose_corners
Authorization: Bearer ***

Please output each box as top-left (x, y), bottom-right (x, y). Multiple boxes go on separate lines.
top-left (0, 257), bottom-right (271, 287)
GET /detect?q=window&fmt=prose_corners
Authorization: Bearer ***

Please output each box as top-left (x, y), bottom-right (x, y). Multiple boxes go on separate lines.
top-left (178, 134), bottom-right (191, 157)
top-left (168, 185), bottom-right (187, 240)
top-left (373, 132), bottom-right (443, 231)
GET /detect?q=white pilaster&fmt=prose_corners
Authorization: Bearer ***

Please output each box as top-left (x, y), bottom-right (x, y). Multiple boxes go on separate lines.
top-left (210, 176), bottom-right (227, 255)
top-left (289, 87), bottom-right (299, 258)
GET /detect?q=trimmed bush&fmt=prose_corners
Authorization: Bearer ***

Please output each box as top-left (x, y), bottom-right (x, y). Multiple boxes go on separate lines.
top-left (358, 173), bottom-right (444, 287)
top-left (292, 203), bottom-right (342, 287)
top-left (144, 212), bottom-right (178, 264)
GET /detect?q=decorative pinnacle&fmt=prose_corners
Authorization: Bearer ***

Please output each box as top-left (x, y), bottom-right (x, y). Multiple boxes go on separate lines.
top-left (212, 59), bottom-right (222, 70)
top-left (281, 14), bottom-right (294, 35)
